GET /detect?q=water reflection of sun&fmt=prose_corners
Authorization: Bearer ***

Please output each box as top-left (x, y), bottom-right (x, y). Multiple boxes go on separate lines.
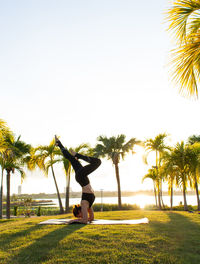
top-left (128, 195), bottom-right (154, 208)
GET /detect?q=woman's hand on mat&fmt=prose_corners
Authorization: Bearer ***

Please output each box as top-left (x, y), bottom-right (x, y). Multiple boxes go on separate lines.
top-left (68, 219), bottom-right (87, 224)
top-left (67, 219), bottom-right (76, 224)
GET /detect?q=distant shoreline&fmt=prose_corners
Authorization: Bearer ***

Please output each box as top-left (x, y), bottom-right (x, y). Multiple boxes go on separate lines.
top-left (10, 190), bottom-right (197, 199)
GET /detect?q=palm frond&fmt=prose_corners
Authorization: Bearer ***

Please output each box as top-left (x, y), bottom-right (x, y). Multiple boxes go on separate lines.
top-left (187, 14), bottom-right (200, 36)
top-left (187, 134), bottom-right (200, 144)
top-left (44, 161), bottom-right (51, 176)
top-left (167, 0), bottom-right (200, 42)
top-left (122, 138), bottom-right (140, 153)
top-left (62, 158), bottom-right (71, 176)
top-left (0, 119), bottom-right (12, 143)
top-left (142, 167), bottom-right (157, 183)
top-left (73, 143), bottom-right (91, 155)
top-left (169, 35), bottom-right (200, 97)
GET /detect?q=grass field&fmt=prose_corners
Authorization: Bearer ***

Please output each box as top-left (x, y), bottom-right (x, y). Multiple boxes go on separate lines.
top-left (0, 210), bottom-right (200, 264)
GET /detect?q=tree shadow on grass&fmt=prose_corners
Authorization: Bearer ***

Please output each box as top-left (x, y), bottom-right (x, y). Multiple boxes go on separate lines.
top-left (0, 224), bottom-right (41, 250)
top-left (0, 219), bottom-right (13, 223)
top-left (8, 224), bottom-right (84, 264)
top-left (149, 212), bottom-right (200, 264)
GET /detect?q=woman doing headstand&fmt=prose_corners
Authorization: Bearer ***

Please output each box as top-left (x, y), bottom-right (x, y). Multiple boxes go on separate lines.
top-left (55, 136), bottom-right (101, 224)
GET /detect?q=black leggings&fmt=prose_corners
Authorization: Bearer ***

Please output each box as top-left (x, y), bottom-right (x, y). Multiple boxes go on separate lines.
top-left (57, 140), bottom-right (101, 187)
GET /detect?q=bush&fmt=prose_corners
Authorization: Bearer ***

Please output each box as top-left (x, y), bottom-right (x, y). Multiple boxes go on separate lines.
top-left (172, 205), bottom-right (195, 211)
top-left (144, 204), bottom-right (196, 211)
top-left (93, 203), bottom-right (140, 211)
top-left (37, 206), bottom-right (41, 216)
top-left (38, 208), bottom-right (61, 216)
top-left (144, 204), bottom-right (158, 210)
top-left (13, 206), bottom-right (18, 216)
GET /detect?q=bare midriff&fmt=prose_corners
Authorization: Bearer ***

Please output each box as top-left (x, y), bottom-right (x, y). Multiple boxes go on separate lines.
top-left (82, 183), bottom-right (94, 194)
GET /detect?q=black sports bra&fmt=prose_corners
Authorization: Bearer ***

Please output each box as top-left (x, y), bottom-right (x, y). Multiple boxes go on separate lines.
top-left (81, 193), bottom-right (95, 207)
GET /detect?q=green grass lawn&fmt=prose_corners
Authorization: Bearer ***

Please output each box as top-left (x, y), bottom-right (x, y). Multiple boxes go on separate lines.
top-left (0, 210), bottom-right (200, 264)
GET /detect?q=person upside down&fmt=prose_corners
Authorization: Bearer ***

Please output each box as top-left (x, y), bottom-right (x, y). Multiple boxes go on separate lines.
top-left (55, 135), bottom-right (101, 224)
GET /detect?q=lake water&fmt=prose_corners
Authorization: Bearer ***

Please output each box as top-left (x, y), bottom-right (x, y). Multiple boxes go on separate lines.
top-left (40, 194), bottom-right (199, 208)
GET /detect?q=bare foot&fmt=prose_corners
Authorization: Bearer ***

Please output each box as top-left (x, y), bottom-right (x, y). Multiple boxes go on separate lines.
top-left (55, 135), bottom-right (59, 146)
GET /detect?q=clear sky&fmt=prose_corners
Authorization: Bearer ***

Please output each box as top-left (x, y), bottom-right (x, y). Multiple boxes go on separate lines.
top-left (1, 0), bottom-right (200, 194)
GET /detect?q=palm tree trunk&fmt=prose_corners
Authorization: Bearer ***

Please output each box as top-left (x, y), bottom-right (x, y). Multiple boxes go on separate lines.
top-left (0, 168), bottom-right (3, 219)
top-left (160, 181), bottom-right (165, 209)
top-left (51, 165), bottom-right (64, 214)
top-left (155, 160), bottom-right (162, 210)
top-left (114, 163), bottom-right (122, 209)
top-left (157, 180), bottom-right (162, 210)
top-left (6, 169), bottom-right (11, 219)
top-left (153, 181), bottom-right (158, 207)
top-left (65, 172), bottom-right (70, 213)
top-left (183, 181), bottom-right (188, 211)
top-left (170, 185), bottom-right (173, 210)
top-left (194, 175), bottom-right (200, 211)
top-left (158, 191), bottom-right (162, 210)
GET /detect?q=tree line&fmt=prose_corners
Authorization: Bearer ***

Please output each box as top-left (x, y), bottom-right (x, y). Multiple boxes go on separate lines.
top-left (1, 118), bottom-right (200, 219)
top-left (143, 134), bottom-right (200, 211)
top-left (0, 119), bottom-right (140, 219)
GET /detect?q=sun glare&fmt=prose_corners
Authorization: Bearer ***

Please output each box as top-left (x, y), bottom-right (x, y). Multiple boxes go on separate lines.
top-left (128, 195), bottom-right (154, 208)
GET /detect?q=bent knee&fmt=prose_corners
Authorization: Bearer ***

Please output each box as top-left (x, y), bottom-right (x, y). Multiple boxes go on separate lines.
top-left (96, 158), bottom-right (101, 167)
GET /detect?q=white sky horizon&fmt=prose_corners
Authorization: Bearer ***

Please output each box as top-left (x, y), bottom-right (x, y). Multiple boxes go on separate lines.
top-left (1, 0), bottom-right (200, 195)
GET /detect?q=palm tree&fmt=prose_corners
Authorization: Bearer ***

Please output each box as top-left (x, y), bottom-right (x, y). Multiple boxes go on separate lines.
top-left (0, 119), bottom-right (11, 218)
top-left (142, 167), bottom-right (158, 207)
top-left (144, 133), bottom-right (170, 209)
top-left (161, 151), bottom-right (178, 210)
top-left (33, 138), bottom-right (64, 214)
top-left (0, 156), bottom-right (4, 219)
top-left (187, 143), bottom-right (200, 211)
top-left (5, 161), bottom-right (25, 218)
top-left (62, 157), bottom-right (71, 213)
top-left (166, 0), bottom-right (200, 97)
top-left (94, 134), bottom-right (140, 209)
top-left (3, 134), bottom-right (31, 218)
top-left (166, 168), bottom-right (176, 210)
top-left (170, 142), bottom-right (190, 211)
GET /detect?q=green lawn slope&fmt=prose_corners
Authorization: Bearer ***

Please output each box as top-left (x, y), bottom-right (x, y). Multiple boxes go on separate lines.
top-left (0, 210), bottom-right (200, 264)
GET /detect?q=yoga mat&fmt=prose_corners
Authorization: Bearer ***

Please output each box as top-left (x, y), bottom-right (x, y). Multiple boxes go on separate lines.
top-left (38, 218), bottom-right (149, 225)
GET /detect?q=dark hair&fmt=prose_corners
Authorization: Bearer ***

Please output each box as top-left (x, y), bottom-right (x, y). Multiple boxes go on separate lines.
top-left (72, 204), bottom-right (81, 217)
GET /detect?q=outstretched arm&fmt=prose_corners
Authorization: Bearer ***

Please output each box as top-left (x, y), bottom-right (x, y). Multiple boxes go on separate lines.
top-left (88, 207), bottom-right (94, 222)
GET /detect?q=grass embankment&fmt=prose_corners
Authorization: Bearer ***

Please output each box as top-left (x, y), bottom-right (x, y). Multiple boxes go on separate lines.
top-left (0, 210), bottom-right (200, 264)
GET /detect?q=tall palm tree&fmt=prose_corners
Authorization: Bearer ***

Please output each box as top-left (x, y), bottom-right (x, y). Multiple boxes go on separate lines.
top-left (0, 119), bottom-right (10, 218)
top-left (62, 157), bottom-right (71, 213)
top-left (0, 157), bottom-right (4, 219)
top-left (94, 134), bottom-right (140, 209)
top-left (33, 138), bottom-right (64, 214)
top-left (166, 0), bottom-right (200, 97)
top-left (187, 143), bottom-right (200, 211)
top-left (166, 167), bottom-right (176, 210)
top-left (170, 141), bottom-right (190, 211)
top-left (142, 167), bottom-right (158, 207)
top-left (161, 151), bottom-right (178, 210)
top-left (144, 133), bottom-right (170, 209)
top-left (3, 134), bottom-right (31, 218)
top-left (4, 161), bottom-right (25, 218)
